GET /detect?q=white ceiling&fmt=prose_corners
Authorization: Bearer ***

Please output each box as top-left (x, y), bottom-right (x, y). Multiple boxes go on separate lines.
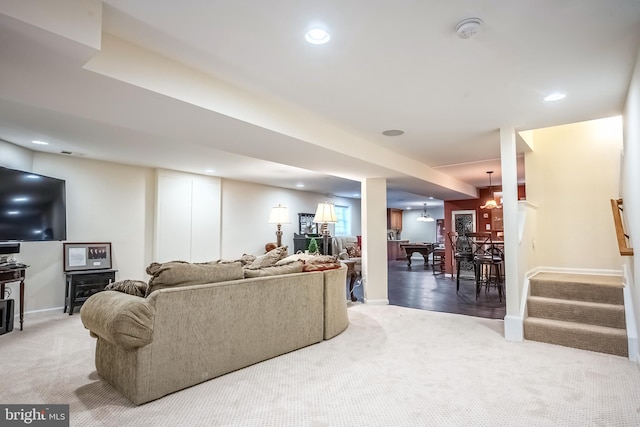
top-left (1, 0), bottom-right (639, 209)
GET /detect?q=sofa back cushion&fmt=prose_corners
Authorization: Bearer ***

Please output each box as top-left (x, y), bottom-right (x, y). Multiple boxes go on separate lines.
top-left (146, 261), bottom-right (244, 296)
top-left (243, 260), bottom-right (304, 278)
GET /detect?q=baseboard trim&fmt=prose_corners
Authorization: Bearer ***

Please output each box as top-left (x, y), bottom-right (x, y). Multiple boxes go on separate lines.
top-left (504, 314), bottom-right (523, 341)
top-left (364, 298), bottom-right (389, 305)
top-left (21, 306), bottom-right (65, 317)
top-left (536, 266), bottom-right (623, 277)
top-left (622, 263), bottom-right (638, 362)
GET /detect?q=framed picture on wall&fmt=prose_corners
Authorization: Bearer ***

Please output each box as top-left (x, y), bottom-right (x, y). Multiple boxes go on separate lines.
top-left (63, 242), bottom-right (112, 272)
top-left (298, 213), bottom-right (318, 235)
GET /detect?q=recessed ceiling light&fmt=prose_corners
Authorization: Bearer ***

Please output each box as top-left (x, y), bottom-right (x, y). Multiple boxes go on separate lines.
top-left (296, 183), bottom-right (305, 188)
top-left (305, 28), bottom-right (330, 44)
top-left (32, 140), bottom-right (49, 145)
top-left (382, 129), bottom-right (405, 137)
top-left (25, 174), bottom-right (40, 179)
top-left (12, 197), bottom-right (28, 202)
top-left (352, 193), bottom-right (360, 197)
top-left (544, 92), bottom-right (566, 102)
top-left (7, 211), bottom-right (19, 215)
top-left (406, 207), bottom-right (411, 210)
top-left (205, 168), bottom-right (215, 173)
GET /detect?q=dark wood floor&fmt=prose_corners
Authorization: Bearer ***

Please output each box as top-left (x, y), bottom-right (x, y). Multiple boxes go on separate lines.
top-left (349, 257), bottom-right (506, 320)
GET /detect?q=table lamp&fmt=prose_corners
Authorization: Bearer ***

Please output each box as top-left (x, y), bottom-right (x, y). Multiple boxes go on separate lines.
top-left (313, 201), bottom-right (337, 255)
top-left (268, 204), bottom-right (290, 248)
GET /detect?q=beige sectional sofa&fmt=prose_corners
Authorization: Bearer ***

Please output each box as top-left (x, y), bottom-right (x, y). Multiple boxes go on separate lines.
top-left (80, 265), bottom-right (348, 405)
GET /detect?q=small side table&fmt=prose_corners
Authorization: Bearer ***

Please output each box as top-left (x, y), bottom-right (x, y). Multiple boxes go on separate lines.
top-left (340, 260), bottom-right (358, 302)
top-left (0, 266), bottom-right (27, 331)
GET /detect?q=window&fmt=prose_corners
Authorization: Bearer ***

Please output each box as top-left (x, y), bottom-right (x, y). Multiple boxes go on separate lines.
top-left (334, 205), bottom-right (350, 236)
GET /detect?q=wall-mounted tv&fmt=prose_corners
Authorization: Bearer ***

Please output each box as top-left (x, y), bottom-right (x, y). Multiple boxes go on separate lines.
top-left (0, 166), bottom-right (67, 242)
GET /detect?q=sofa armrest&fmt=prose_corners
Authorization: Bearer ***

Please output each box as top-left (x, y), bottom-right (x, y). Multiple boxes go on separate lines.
top-left (80, 291), bottom-right (155, 349)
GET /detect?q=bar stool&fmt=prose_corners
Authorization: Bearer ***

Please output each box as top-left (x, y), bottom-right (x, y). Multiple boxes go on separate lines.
top-left (431, 246), bottom-right (446, 274)
top-left (447, 232), bottom-right (473, 293)
top-left (469, 233), bottom-right (504, 301)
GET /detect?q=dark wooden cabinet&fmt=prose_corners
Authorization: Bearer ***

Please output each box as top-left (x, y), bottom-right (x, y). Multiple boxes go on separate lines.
top-left (293, 235), bottom-right (332, 255)
top-left (64, 269), bottom-right (117, 315)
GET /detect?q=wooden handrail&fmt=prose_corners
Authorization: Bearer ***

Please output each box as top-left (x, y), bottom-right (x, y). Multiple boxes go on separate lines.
top-left (611, 198), bottom-right (633, 256)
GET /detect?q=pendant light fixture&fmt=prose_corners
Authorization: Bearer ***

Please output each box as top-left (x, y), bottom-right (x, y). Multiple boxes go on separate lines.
top-left (480, 171), bottom-right (502, 209)
top-left (417, 203), bottom-right (434, 222)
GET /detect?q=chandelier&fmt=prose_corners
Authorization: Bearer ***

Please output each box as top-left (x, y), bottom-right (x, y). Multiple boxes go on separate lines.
top-left (417, 203), bottom-right (434, 222)
top-left (480, 171), bottom-right (502, 210)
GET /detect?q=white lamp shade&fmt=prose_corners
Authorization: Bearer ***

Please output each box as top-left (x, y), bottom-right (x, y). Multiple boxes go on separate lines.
top-left (313, 202), bottom-right (337, 223)
top-left (268, 204), bottom-right (290, 224)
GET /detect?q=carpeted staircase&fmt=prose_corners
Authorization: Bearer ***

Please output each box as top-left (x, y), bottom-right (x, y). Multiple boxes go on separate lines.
top-left (524, 272), bottom-right (628, 357)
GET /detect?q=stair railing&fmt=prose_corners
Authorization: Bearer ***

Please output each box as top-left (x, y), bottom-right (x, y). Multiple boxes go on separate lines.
top-left (610, 198), bottom-right (633, 256)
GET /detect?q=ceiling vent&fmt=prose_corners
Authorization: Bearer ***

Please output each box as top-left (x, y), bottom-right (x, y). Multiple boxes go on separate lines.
top-left (456, 18), bottom-right (483, 39)
top-left (60, 150), bottom-right (86, 157)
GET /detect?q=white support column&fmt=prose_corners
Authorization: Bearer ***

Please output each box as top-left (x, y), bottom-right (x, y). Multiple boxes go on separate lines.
top-left (500, 127), bottom-right (522, 340)
top-left (361, 178), bottom-right (389, 304)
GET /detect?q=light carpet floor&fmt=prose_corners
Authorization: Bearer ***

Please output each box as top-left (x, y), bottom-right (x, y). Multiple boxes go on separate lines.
top-left (1, 304), bottom-right (640, 426)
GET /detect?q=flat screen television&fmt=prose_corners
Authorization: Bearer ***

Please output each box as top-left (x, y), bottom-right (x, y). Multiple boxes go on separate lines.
top-left (0, 166), bottom-right (67, 241)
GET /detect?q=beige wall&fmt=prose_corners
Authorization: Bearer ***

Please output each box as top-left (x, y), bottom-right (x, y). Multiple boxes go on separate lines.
top-left (0, 140), bottom-right (32, 171)
top-left (525, 116), bottom-right (623, 272)
top-left (221, 179), bottom-right (361, 259)
top-left (1, 142), bottom-right (361, 313)
top-left (13, 153), bottom-right (155, 312)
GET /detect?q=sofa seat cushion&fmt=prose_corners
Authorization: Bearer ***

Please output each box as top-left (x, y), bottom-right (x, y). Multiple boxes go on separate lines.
top-left (81, 291), bottom-right (155, 349)
top-left (146, 261), bottom-right (244, 296)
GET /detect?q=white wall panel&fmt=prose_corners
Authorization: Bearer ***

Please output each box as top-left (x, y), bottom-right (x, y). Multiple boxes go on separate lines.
top-left (155, 169), bottom-right (221, 263)
top-left (155, 171), bottom-right (192, 262)
top-left (191, 176), bottom-right (221, 262)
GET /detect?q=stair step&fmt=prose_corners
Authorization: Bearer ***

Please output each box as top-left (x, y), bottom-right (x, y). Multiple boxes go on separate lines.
top-left (524, 317), bottom-right (628, 357)
top-left (527, 296), bottom-right (626, 329)
top-left (530, 272), bottom-right (623, 304)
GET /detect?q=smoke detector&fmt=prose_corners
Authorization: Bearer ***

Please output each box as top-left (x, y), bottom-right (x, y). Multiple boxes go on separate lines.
top-left (456, 18), bottom-right (483, 39)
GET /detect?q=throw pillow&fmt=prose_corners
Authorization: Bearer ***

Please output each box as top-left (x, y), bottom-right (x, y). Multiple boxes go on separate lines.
top-left (243, 261), bottom-right (304, 278)
top-left (246, 245), bottom-right (289, 269)
top-left (346, 245), bottom-right (361, 258)
top-left (105, 279), bottom-right (148, 297)
top-left (302, 262), bottom-right (342, 272)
